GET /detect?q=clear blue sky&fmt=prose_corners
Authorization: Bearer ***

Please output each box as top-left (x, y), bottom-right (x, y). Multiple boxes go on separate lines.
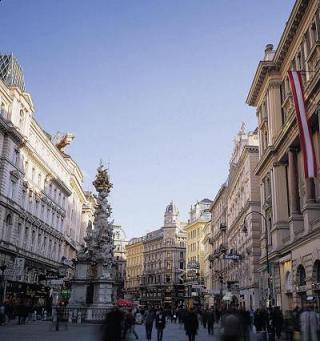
top-left (1, 0), bottom-right (294, 239)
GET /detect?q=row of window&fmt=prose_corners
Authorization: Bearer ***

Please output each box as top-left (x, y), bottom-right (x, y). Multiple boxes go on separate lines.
top-left (3, 214), bottom-right (62, 262)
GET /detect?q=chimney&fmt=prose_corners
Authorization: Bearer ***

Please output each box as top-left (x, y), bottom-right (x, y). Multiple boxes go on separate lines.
top-left (264, 44), bottom-right (275, 61)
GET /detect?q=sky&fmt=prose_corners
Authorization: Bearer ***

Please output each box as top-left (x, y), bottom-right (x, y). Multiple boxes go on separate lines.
top-left (1, 0), bottom-right (295, 240)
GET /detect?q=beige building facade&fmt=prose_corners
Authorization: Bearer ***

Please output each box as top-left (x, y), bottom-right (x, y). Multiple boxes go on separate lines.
top-left (185, 199), bottom-right (212, 306)
top-left (125, 236), bottom-right (144, 300)
top-left (224, 127), bottom-right (261, 310)
top-left (247, 0), bottom-right (320, 310)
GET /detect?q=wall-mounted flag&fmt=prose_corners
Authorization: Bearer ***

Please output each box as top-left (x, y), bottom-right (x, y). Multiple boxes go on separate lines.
top-left (288, 70), bottom-right (317, 178)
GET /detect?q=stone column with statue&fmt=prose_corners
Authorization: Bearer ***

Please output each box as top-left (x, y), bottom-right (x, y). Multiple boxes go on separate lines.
top-left (69, 163), bottom-right (116, 320)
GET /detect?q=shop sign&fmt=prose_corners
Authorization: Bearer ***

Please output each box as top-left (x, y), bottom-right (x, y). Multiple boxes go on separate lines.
top-left (223, 254), bottom-right (241, 261)
top-left (48, 279), bottom-right (64, 286)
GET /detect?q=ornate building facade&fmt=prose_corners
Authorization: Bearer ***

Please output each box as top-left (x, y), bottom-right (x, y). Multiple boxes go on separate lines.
top-left (113, 224), bottom-right (128, 299)
top-left (247, 0), bottom-right (320, 310)
top-left (125, 202), bottom-right (186, 308)
top-left (125, 236), bottom-right (144, 301)
top-left (224, 127), bottom-right (261, 310)
top-left (0, 55), bottom-right (88, 305)
top-left (204, 184), bottom-right (228, 307)
top-left (185, 199), bottom-right (212, 307)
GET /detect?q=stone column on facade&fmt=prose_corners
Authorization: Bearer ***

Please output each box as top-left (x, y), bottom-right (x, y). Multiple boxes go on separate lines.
top-left (303, 177), bottom-right (320, 233)
top-left (288, 148), bottom-right (300, 215)
top-left (288, 148), bottom-right (304, 240)
top-left (271, 163), bottom-right (290, 248)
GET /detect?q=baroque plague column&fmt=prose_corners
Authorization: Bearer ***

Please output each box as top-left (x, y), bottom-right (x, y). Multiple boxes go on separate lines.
top-left (69, 164), bottom-right (115, 313)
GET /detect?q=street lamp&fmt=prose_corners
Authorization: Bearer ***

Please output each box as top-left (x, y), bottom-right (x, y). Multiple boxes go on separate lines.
top-left (242, 211), bottom-right (272, 308)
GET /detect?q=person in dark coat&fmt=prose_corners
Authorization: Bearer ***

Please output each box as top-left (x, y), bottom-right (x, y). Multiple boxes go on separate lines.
top-left (184, 307), bottom-right (199, 341)
top-left (201, 309), bottom-right (208, 328)
top-left (155, 308), bottom-right (166, 341)
top-left (144, 308), bottom-right (155, 341)
top-left (207, 308), bottom-right (215, 335)
top-left (221, 309), bottom-right (241, 341)
top-left (101, 307), bottom-right (125, 341)
top-left (271, 306), bottom-right (283, 339)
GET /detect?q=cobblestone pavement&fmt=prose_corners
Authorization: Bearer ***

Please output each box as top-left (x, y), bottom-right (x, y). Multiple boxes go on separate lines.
top-left (0, 319), bottom-right (278, 340)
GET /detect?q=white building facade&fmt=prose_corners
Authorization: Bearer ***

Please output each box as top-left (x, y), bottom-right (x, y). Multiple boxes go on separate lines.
top-left (0, 55), bottom-right (88, 306)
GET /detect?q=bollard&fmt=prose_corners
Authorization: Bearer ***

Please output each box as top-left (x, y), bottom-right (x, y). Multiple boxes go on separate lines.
top-left (33, 310), bottom-right (37, 321)
top-left (43, 310), bottom-right (47, 321)
top-left (77, 311), bottom-right (81, 324)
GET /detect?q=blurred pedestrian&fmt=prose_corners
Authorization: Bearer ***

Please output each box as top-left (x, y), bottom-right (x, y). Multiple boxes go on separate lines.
top-left (201, 309), bottom-right (208, 328)
top-left (155, 308), bottom-right (166, 341)
top-left (184, 307), bottom-right (199, 341)
top-left (221, 309), bottom-right (241, 341)
top-left (300, 302), bottom-right (319, 341)
top-left (272, 306), bottom-right (283, 340)
top-left (207, 307), bottom-right (215, 335)
top-left (0, 303), bottom-right (5, 326)
top-left (144, 308), bottom-right (155, 341)
top-left (124, 309), bottom-right (138, 340)
top-left (101, 307), bottom-right (125, 341)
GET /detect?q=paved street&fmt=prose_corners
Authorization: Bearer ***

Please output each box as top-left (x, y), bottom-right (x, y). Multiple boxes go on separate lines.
top-left (0, 318), bottom-right (289, 340)
top-left (0, 320), bottom-right (224, 341)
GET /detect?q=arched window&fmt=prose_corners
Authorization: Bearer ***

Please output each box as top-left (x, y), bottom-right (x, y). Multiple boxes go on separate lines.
top-left (297, 265), bottom-right (306, 286)
top-left (312, 260), bottom-right (320, 283)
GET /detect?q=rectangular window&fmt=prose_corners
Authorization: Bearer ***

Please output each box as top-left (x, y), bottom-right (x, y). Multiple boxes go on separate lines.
top-left (10, 180), bottom-right (16, 200)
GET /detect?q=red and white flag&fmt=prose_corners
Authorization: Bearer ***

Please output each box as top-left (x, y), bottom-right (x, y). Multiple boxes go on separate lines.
top-left (288, 70), bottom-right (317, 178)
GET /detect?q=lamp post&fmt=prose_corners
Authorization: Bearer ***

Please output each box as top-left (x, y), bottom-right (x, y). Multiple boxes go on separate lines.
top-left (242, 211), bottom-right (272, 308)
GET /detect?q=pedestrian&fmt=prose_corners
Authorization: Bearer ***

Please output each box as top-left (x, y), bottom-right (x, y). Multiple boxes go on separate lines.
top-left (155, 308), bottom-right (166, 341)
top-left (284, 310), bottom-right (294, 341)
top-left (101, 306), bottom-right (125, 341)
top-left (221, 308), bottom-right (241, 341)
top-left (184, 307), bottom-right (199, 341)
top-left (299, 302), bottom-right (319, 341)
top-left (56, 302), bottom-right (68, 331)
top-left (144, 308), bottom-right (155, 341)
top-left (201, 309), bottom-right (208, 328)
top-left (124, 310), bottom-right (139, 340)
top-left (272, 306), bottom-right (283, 340)
top-left (0, 303), bottom-right (5, 326)
top-left (207, 307), bottom-right (215, 335)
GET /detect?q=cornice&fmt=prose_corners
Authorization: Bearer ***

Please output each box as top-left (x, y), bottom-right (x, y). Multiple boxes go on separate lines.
top-left (247, 0), bottom-right (311, 107)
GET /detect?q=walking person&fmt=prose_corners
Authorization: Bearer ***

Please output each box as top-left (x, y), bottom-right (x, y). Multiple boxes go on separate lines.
top-left (184, 307), bottom-right (199, 341)
top-left (299, 302), bottom-right (319, 341)
top-left (125, 310), bottom-right (139, 340)
top-left (201, 309), bottom-right (208, 329)
top-left (221, 308), bottom-right (241, 341)
top-left (144, 308), bottom-right (155, 341)
top-left (207, 307), bottom-right (215, 335)
top-left (101, 306), bottom-right (125, 341)
top-left (155, 308), bottom-right (166, 341)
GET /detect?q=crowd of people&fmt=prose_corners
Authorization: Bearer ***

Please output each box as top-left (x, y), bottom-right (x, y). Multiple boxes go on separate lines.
top-left (100, 302), bottom-right (320, 341)
top-left (0, 299), bottom-right (50, 326)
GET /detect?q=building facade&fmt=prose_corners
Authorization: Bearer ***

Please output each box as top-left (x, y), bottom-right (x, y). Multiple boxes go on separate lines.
top-left (223, 127), bottom-right (261, 310)
top-left (0, 55), bottom-right (88, 305)
top-left (185, 199), bottom-right (212, 307)
top-left (113, 224), bottom-right (128, 299)
top-left (247, 0), bottom-right (320, 310)
top-left (130, 202), bottom-right (186, 308)
top-left (206, 184), bottom-right (228, 308)
top-left (125, 236), bottom-right (144, 301)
